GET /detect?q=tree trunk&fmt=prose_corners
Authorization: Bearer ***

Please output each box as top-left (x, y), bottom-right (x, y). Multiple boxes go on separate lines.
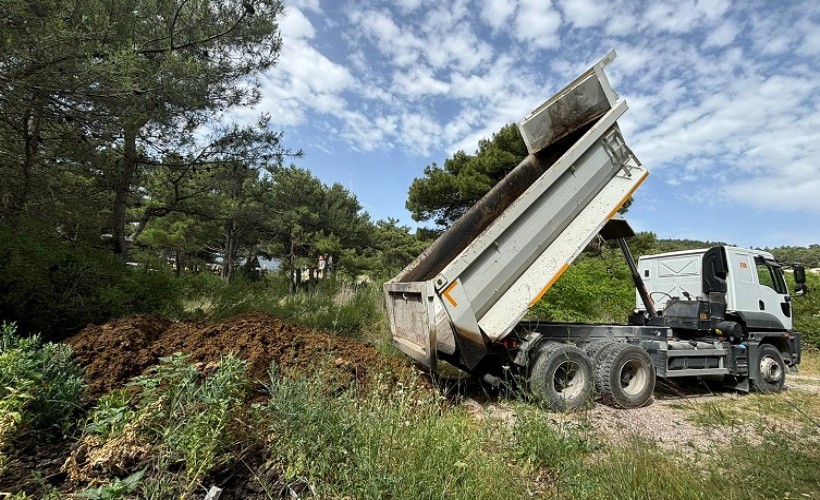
top-left (8, 101), bottom-right (42, 215)
top-left (222, 218), bottom-right (237, 283)
top-left (111, 124), bottom-right (141, 258)
top-left (175, 251), bottom-right (182, 277)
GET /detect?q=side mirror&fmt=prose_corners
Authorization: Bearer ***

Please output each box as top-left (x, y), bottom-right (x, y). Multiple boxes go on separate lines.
top-left (794, 265), bottom-right (808, 295)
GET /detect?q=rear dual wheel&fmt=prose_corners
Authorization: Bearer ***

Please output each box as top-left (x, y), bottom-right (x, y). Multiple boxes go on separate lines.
top-left (529, 343), bottom-right (594, 411)
top-left (595, 343), bottom-right (655, 409)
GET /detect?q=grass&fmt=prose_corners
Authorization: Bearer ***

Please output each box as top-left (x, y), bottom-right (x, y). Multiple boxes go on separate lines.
top-left (265, 368), bottom-right (528, 499)
top-left (678, 382), bottom-right (820, 430)
top-left (800, 347), bottom-right (820, 376)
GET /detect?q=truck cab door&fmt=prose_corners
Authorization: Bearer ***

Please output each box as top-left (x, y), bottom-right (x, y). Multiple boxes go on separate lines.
top-left (753, 256), bottom-right (792, 330)
top-left (727, 251), bottom-right (792, 331)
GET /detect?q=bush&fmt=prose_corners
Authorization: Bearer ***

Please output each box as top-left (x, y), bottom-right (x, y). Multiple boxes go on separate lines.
top-left (104, 268), bottom-right (184, 319)
top-left (788, 272), bottom-right (820, 348)
top-left (530, 252), bottom-right (634, 324)
top-left (0, 323), bottom-right (86, 440)
top-left (0, 222), bottom-right (185, 339)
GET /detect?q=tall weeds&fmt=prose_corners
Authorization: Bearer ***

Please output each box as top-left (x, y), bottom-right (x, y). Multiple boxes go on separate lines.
top-left (265, 367), bottom-right (528, 499)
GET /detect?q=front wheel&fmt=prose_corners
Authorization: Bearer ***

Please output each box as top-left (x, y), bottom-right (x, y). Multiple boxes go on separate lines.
top-left (753, 344), bottom-right (786, 393)
top-left (529, 343), bottom-right (594, 411)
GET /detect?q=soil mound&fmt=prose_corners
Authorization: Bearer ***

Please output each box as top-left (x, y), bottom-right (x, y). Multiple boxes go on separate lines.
top-left (66, 312), bottom-right (412, 398)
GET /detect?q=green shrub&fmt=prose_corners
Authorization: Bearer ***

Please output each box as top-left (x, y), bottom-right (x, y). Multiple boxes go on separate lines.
top-left (0, 323), bottom-right (86, 439)
top-left (530, 252), bottom-right (634, 324)
top-left (83, 390), bottom-right (136, 441)
top-left (788, 272), bottom-right (820, 348)
top-left (0, 222), bottom-right (185, 339)
top-left (75, 470), bottom-right (145, 500)
top-left (107, 268), bottom-right (184, 318)
top-left (0, 223), bottom-right (126, 337)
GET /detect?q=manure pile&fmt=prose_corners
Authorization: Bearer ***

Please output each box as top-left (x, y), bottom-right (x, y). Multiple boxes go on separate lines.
top-left (66, 312), bottom-right (412, 397)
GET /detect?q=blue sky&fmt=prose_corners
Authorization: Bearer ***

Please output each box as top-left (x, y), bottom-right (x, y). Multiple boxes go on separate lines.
top-left (235, 0), bottom-right (820, 248)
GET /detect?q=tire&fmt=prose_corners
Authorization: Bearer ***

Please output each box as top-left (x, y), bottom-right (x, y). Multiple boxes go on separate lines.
top-left (583, 341), bottom-right (619, 397)
top-left (583, 340), bottom-right (617, 365)
top-left (529, 343), bottom-right (594, 411)
top-left (597, 343), bottom-right (655, 409)
top-left (752, 344), bottom-right (785, 393)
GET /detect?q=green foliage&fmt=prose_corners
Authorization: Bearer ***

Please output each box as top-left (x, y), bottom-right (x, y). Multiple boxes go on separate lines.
top-left (530, 251), bottom-right (635, 323)
top-left (0, 221), bottom-right (126, 335)
top-left (265, 368), bottom-right (527, 499)
top-left (78, 354), bottom-right (249, 497)
top-left (407, 124), bottom-right (528, 227)
top-left (263, 166), bottom-right (375, 274)
top-left (76, 470), bottom-right (145, 500)
top-left (770, 244), bottom-right (820, 267)
top-left (0, 221), bottom-right (186, 337)
top-left (0, 0), bottom-right (289, 247)
top-left (787, 271), bottom-right (820, 348)
top-left (83, 390), bottom-right (136, 441)
top-left (0, 323), bottom-right (85, 440)
top-left (131, 354), bottom-right (248, 488)
top-left (368, 218), bottom-right (432, 273)
top-left (105, 268), bottom-right (184, 319)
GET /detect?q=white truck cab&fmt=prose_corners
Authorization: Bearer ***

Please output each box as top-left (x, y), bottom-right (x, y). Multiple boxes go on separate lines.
top-left (637, 247), bottom-right (792, 331)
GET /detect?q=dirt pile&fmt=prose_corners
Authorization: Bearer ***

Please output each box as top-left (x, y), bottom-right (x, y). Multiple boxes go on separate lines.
top-left (66, 311), bottom-right (413, 397)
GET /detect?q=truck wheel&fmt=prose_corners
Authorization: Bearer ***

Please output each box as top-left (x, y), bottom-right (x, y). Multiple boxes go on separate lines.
top-left (597, 343), bottom-right (655, 409)
top-left (583, 341), bottom-right (618, 397)
top-left (530, 343), bottom-right (594, 411)
top-left (583, 340), bottom-right (617, 365)
top-left (753, 344), bottom-right (785, 393)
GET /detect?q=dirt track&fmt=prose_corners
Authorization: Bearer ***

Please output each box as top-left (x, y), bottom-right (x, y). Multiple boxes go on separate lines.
top-left (66, 312), bottom-right (412, 398)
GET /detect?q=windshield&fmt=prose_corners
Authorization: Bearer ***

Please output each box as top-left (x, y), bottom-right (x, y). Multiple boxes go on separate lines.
top-left (754, 257), bottom-right (787, 295)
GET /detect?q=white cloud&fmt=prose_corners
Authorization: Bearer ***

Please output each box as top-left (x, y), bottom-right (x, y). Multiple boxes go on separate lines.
top-left (279, 6), bottom-right (315, 40)
top-left (703, 21), bottom-right (739, 48)
top-left (392, 66), bottom-right (450, 96)
top-left (694, 0), bottom-right (731, 22)
top-left (288, 0), bottom-right (322, 13)
top-left (352, 9), bottom-right (423, 67)
top-left (424, 27), bottom-right (493, 72)
top-left (480, 0), bottom-right (517, 30)
top-left (558, 0), bottom-right (611, 29)
top-left (513, 0), bottom-right (563, 48)
top-left (398, 113), bottom-right (444, 153)
top-left (395, 0), bottom-right (424, 13)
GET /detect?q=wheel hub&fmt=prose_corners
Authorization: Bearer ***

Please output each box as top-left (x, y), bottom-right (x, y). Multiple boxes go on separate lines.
top-left (760, 356), bottom-right (783, 383)
top-left (553, 361), bottom-right (584, 400)
top-left (620, 359), bottom-right (649, 396)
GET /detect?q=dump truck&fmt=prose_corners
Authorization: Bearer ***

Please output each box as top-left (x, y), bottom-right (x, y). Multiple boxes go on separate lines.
top-left (383, 51), bottom-right (804, 411)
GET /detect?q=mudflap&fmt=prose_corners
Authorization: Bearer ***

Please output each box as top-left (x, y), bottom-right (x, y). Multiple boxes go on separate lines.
top-left (723, 375), bottom-right (750, 393)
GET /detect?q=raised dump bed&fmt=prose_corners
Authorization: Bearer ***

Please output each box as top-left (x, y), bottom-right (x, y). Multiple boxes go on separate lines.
top-left (385, 51), bottom-right (648, 372)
